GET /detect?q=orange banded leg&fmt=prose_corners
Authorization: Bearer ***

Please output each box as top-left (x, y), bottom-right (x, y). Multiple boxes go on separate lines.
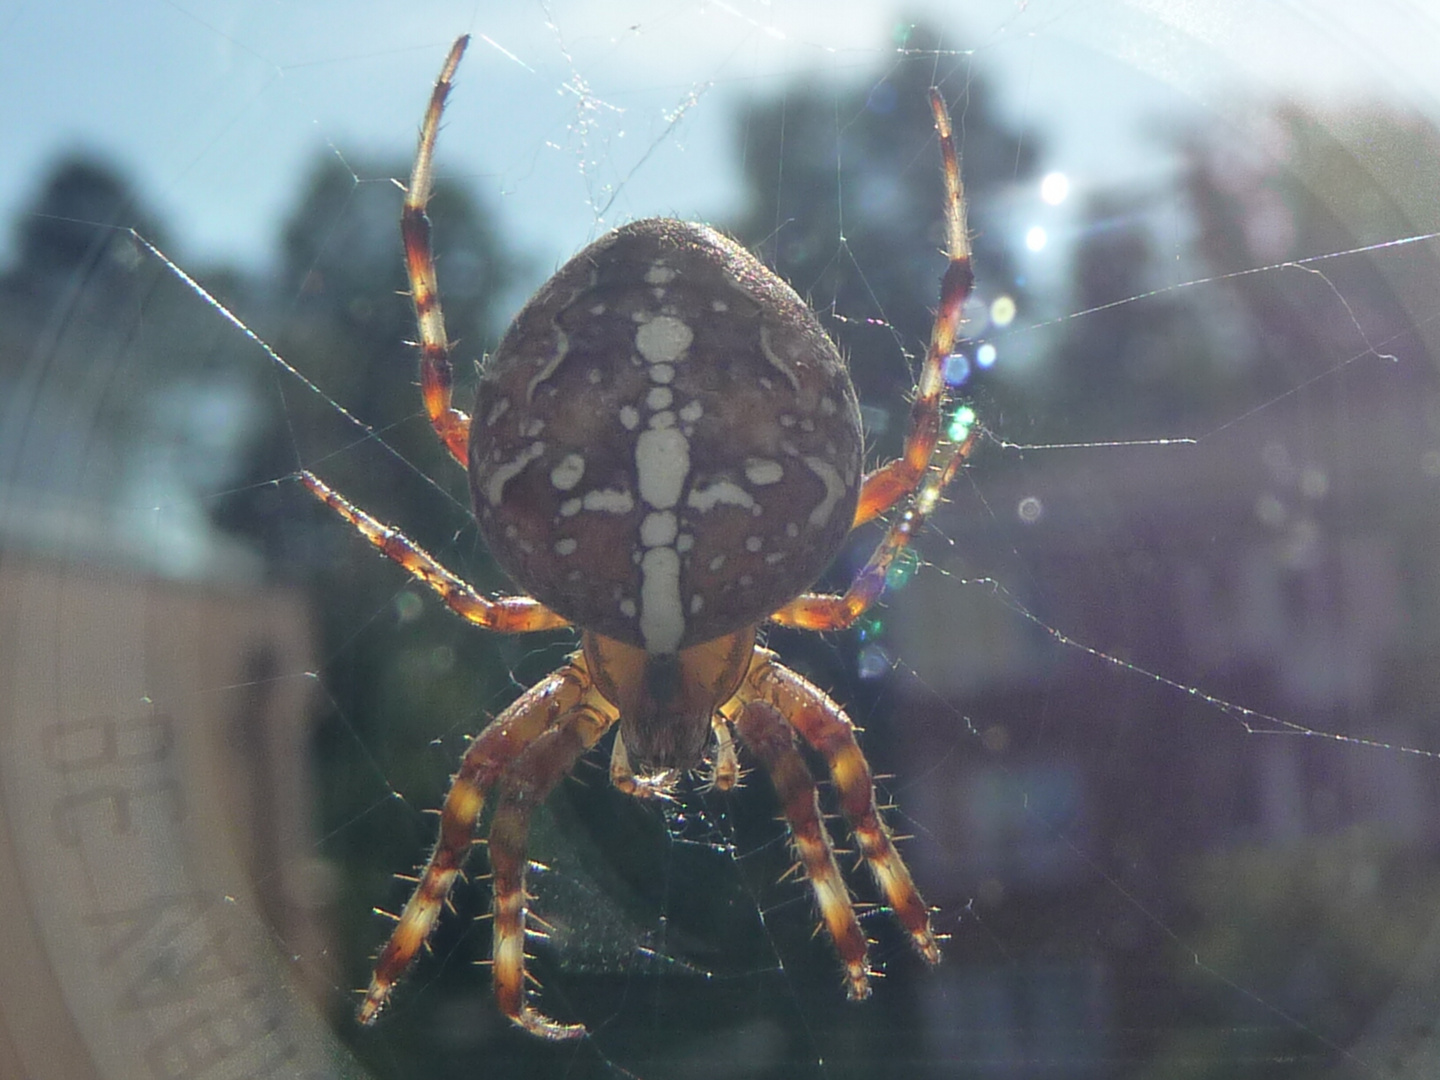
top-left (852, 88), bottom-right (973, 530)
top-left (300, 470), bottom-right (568, 634)
top-left (358, 663), bottom-right (599, 1024)
top-left (404, 36), bottom-right (472, 465)
top-left (772, 89), bottom-right (975, 634)
top-left (768, 420), bottom-right (977, 632)
top-left (732, 699), bottom-right (872, 1000)
top-left (751, 658), bottom-right (940, 965)
top-left (488, 703), bottom-right (612, 1039)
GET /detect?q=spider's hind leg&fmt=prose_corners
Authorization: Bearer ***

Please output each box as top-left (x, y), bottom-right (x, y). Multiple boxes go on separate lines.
top-left (487, 700), bottom-right (613, 1039)
top-left (746, 656), bottom-right (940, 969)
top-left (730, 697), bottom-right (874, 1000)
top-left (356, 663), bottom-right (609, 1030)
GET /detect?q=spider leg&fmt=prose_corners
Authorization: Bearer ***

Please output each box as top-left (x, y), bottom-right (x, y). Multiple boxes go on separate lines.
top-left (358, 662), bottom-right (604, 1025)
top-left (487, 701), bottom-right (613, 1039)
top-left (405, 35), bottom-right (472, 465)
top-left (767, 423), bottom-right (975, 631)
top-left (852, 88), bottom-right (973, 529)
top-left (301, 470), bottom-right (569, 633)
top-left (746, 656), bottom-right (940, 966)
top-left (768, 89), bottom-right (975, 633)
top-left (730, 697), bottom-right (873, 1001)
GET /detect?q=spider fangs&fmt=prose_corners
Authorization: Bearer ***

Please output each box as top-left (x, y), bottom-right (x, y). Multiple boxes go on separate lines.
top-left (301, 35), bottom-right (977, 1039)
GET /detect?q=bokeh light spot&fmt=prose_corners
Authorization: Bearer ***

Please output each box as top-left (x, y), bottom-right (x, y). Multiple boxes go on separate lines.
top-left (948, 404), bottom-right (977, 443)
top-left (990, 294), bottom-right (1016, 327)
top-left (1040, 171), bottom-right (1070, 205)
top-left (885, 548), bottom-right (920, 590)
top-left (857, 643), bottom-right (891, 680)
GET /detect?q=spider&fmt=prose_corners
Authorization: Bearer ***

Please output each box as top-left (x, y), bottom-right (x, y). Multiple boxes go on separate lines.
top-left (300, 35), bottom-right (976, 1039)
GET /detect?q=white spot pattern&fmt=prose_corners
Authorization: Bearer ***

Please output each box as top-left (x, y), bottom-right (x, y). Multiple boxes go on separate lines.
top-left (550, 453), bottom-right (586, 491)
top-left (524, 330), bottom-right (570, 400)
top-left (640, 511), bottom-right (678, 548)
top-left (635, 428), bottom-right (689, 509)
top-left (758, 324), bottom-right (802, 391)
top-left (636, 316), bottom-right (693, 364)
top-left (631, 314), bottom-right (700, 652)
top-left (639, 548), bottom-right (684, 653)
top-left (485, 441), bottom-right (546, 506)
top-left (485, 397), bottom-right (511, 426)
top-left (687, 479), bottom-right (753, 512)
top-left (744, 459), bottom-right (784, 486)
top-left (583, 488), bottom-right (635, 513)
top-left (804, 455), bottom-right (846, 528)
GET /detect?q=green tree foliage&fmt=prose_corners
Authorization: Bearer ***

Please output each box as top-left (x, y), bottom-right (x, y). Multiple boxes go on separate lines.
top-left (1039, 99), bottom-right (1440, 1079)
top-left (0, 156), bottom-right (263, 567)
top-left (728, 20), bottom-right (1038, 454)
top-left (1050, 101), bottom-right (1440, 439)
top-left (4, 155), bottom-right (167, 302)
top-left (0, 156), bottom-right (165, 507)
top-left (220, 154), bottom-right (520, 562)
top-left (1181, 103), bottom-right (1440, 402)
top-left (208, 153), bottom-right (548, 1056)
top-left (1044, 189), bottom-right (1215, 437)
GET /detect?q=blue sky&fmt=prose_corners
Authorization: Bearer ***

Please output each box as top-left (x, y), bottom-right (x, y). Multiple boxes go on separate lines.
top-left (4, 0), bottom-right (1436, 304)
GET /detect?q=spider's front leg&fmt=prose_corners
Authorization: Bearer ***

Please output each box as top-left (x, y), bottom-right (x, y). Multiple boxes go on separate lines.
top-left (300, 471), bottom-right (569, 634)
top-left (771, 87), bottom-right (977, 633)
top-left (358, 662), bottom-right (613, 1031)
top-left (404, 34), bottom-right (472, 465)
top-left (852, 88), bottom-right (972, 529)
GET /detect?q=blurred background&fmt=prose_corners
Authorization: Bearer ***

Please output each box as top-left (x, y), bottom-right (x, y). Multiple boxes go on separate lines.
top-left (2, 2), bottom-right (1440, 1078)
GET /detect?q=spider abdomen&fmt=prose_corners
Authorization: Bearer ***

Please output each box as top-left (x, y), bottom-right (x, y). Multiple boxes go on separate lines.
top-left (471, 218), bottom-right (863, 653)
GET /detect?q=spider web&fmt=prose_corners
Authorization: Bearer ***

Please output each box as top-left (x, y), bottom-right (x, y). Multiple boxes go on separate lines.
top-left (4, 3), bottom-right (1440, 1080)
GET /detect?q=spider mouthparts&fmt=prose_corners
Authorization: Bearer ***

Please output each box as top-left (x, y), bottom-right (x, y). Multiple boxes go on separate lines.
top-left (619, 768), bottom-right (681, 801)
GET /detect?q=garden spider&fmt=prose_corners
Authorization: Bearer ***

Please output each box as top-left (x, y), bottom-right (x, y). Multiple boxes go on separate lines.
top-left (301, 35), bottom-right (976, 1039)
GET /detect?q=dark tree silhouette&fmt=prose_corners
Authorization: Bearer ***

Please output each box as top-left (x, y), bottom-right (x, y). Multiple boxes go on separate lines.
top-left (729, 21), bottom-right (1039, 457)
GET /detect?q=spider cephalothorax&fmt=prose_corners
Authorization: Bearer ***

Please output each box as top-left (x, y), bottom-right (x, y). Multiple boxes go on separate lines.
top-left (301, 34), bottom-right (976, 1039)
